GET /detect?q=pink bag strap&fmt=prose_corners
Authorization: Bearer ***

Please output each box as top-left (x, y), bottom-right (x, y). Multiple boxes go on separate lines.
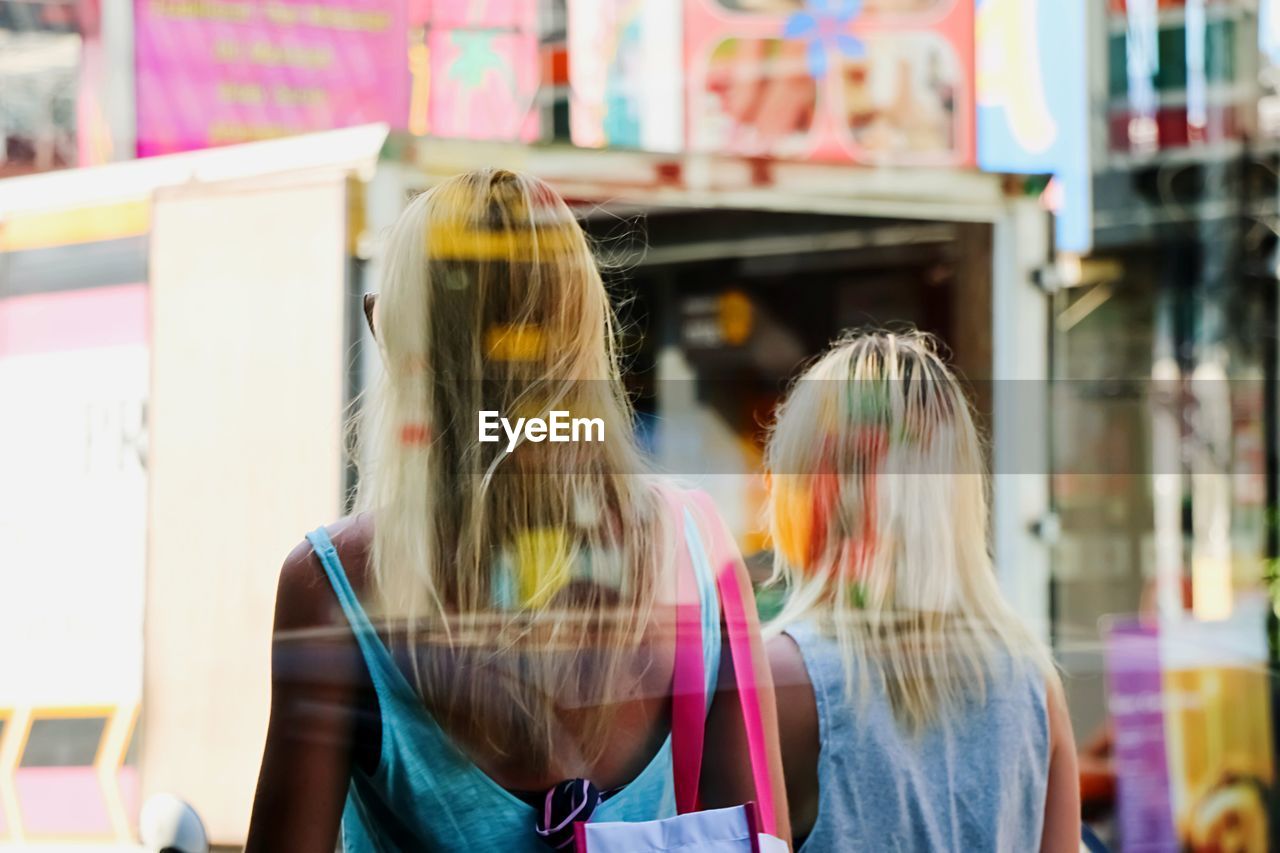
top-left (696, 492), bottom-right (779, 838)
top-left (668, 490), bottom-right (779, 838)
top-left (669, 494), bottom-right (706, 817)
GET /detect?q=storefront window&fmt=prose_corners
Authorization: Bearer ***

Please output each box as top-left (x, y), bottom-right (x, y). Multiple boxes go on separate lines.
top-left (1052, 232), bottom-right (1276, 846)
top-left (0, 0), bottom-right (81, 175)
top-left (1051, 254), bottom-right (1158, 733)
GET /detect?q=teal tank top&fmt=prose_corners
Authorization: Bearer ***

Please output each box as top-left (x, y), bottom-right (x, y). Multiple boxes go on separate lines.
top-left (784, 621), bottom-right (1050, 852)
top-left (305, 506), bottom-right (721, 853)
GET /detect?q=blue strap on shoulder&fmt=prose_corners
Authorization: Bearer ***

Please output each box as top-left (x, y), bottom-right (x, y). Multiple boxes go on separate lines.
top-left (682, 508), bottom-right (722, 708)
top-left (305, 527), bottom-right (405, 694)
top-left (308, 514), bottom-right (721, 714)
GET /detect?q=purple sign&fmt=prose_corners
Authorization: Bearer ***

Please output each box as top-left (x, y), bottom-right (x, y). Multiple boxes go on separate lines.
top-left (135, 0), bottom-right (408, 156)
top-left (1105, 618), bottom-right (1177, 852)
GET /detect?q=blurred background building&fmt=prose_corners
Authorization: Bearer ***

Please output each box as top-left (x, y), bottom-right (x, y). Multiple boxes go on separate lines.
top-left (0, 0), bottom-right (1278, 850)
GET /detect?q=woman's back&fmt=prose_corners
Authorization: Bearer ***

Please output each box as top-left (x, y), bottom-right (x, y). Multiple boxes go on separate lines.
top-left (762, 330), bottom-right (1080, 852)
top-left (777, 622), bottom-right (1049, 851)
top-left (247, 169), bottom-right (791, 851)
top-left (308, 490), bottom-right (723, 851)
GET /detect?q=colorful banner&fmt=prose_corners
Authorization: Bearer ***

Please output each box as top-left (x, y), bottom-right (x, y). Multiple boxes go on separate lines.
top-left (1105, 618), bottom-right (1178, 852)
top-left (1261, 0), bottom-right (1280, 139)
top-left (134, 0), bottom-right (408, 155)
top-left (975, 0), bottom-right (1091, 252)
top-left (417, 0), bottom-right (540, 142)
top-left (1161, 600), bottom-right (1273, 853)
top-left (685, 0), bottom-right (975, 167)
top-left (569, 0), bottom-right (683, 152)
top-left (425, 27), bottom-right (540, 142)
top-left (1105, 602), bottom-right (1276, 853)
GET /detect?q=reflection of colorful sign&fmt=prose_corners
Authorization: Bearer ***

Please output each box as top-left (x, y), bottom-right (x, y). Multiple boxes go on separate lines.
top-left (1105, 618), bottom-right (1178, 852)
top-left (134, 0), bottom-right (408, 156)
top-left (1106, 2), bottom-right (1247, 156)
top-left (417, 0), bottom-right (540, 142)
top-left (569, 0), bottom-right (683, 151)
top-left (685, 0), bottom-right (975, 166)
top-left (427, 29), bottom-right (539, 142)
top-left (976, 0), bottom-right (1090, 251)
top-left (1161, 600), bottom-right (1273, 853)
top-left (1259, 0), bottom-right (1280, 139)
top-left (1105, 602), bottom-right (1276, 853)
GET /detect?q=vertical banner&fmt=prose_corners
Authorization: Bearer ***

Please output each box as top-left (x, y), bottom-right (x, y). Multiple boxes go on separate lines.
top-left (1105, 618), bottom-right (1178, 851)
top-left (975, 0), bottom-right (1091, 252)
top-left (77, 0), bottom-right (115, 166)
top-left (685, 0), bottom-right (975, 166)
top-left (1161, 600), bottom-right (1273, 853)
top-left (1106, 601), bottom-right (1276, 853)
top-left (1261, 0), bottom-right (1280, 139)
top-left (568, 0), bottom-right (683, 152)
top-left (134, 0), bottom-right (408, 155)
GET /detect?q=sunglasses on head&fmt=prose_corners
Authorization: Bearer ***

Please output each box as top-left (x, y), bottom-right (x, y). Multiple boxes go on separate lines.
top-left (363, 292), bottom-right (377, 338)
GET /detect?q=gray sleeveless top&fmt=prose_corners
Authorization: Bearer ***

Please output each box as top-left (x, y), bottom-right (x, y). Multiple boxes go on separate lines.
top-left (785, 621), bottom-right (1050, 852)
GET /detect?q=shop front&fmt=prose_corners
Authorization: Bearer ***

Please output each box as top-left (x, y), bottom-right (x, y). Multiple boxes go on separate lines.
top-left (0, 122), bottom-right (1056, 847)
top-left (0, 0), bottom-right (1078, 844)
top-left (1044, 2), bottom-right (1280, 848)
top-left (362, 133), bottom-right (1057, 625)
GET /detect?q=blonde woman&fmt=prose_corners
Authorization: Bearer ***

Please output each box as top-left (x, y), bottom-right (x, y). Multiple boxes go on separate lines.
top-left (246, 170), bottom-right (788, 851)
top-left (764, 331), bottom-right (1079, 851)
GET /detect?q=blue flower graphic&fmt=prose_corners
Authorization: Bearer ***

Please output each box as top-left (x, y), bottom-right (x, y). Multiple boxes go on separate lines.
top-left (784, 0), bottom-right (865, 79)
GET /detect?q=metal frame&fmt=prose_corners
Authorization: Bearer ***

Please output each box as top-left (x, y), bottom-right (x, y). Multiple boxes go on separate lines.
top-left (382, 133), bottom-right (1013, 223)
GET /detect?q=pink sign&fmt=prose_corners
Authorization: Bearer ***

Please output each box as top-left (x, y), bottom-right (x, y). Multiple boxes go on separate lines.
top-left (417, 0), bottom-right (540, 143)
top-left (685, 0), bottom-right (975, 167)
top-left (134, 0), bottom-right (408, 156)
top-left (426, 28), bottom-right (539, 142)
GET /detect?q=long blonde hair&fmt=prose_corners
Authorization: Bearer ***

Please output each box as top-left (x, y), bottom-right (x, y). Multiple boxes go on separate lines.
top-left (353, 169), bottom-right (670, 773)
top-left (766, 330), bottom-right (1052, 730)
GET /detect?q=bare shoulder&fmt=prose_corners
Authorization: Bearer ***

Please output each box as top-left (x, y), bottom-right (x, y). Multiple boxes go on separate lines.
top-left (766, 630), bottom-right (821, 837)
top-left (1044, 670), bottom-right (1076, 751)
top-left (766, 631), bottom-right (813, 697)
top-left (274, 514), bottom-right (374, 633)
top-left (766, 630), bottom-right (818, 743)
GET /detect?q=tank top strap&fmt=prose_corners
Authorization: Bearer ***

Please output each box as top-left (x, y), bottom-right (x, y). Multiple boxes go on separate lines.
top-left (306, 527), bottom-right (414, 699)
top-left (307, 499), bottom-right (727, 848)
top-left (655, 483), bottom-right (722, 698)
